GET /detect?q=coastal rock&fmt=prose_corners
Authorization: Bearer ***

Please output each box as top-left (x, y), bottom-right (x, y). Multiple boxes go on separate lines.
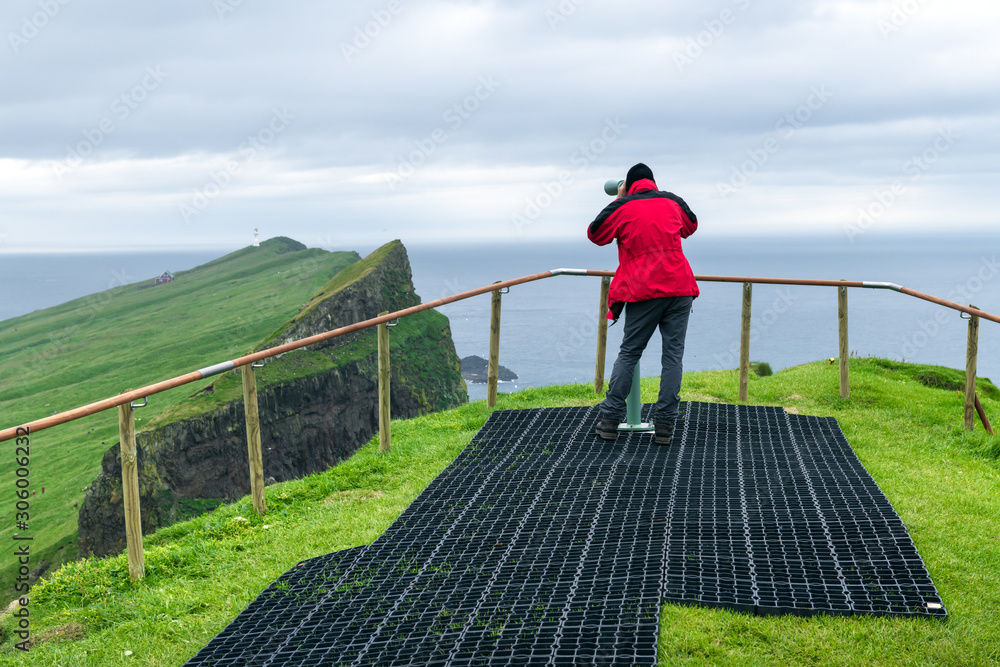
top-left (460, 355), bottom-right (518, 384)
top-left (78, 240), bottom-right (467, 558)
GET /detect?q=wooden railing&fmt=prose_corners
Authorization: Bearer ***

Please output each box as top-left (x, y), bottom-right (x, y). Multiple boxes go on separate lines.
top-left (2, 270), bottom-right (998, 580)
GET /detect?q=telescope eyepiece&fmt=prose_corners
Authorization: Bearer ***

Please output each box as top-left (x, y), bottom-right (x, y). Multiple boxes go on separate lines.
top-left (603, 179), bottom-right (624, 196)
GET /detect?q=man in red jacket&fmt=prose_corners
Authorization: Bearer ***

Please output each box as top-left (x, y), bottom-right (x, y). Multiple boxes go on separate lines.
top-left (588, 162), bottom-right (699, 445)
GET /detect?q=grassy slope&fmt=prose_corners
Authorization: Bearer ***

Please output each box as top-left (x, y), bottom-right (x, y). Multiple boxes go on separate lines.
top-left (3, 358), bottom-right (998, 666)
top-left (275, 239), bottom-right (401, 337)
top-left (0, 239), bottom-right (359, 598)
top-left (150, 238), bottom-right (458, 426)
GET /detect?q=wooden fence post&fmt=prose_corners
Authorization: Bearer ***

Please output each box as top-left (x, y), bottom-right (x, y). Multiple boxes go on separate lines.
top-left (487, 286), bottom-right (502, 408)
top-left (117, 401), bottom-right (145, 581)
top-left (965, 305), bottom-right (980, 430)
top-left (378, 311), bottom-right (391, 452)
top-left (595, 276), bottom-right (610, 394)
top-left (241, 364), bottom-right (266, 515)
top-left (839, 286), bottom-right (850, 399)
top-left (975, 394), bottom-right (994, 435)
top-left (739, 282), bottom-right (752, 402)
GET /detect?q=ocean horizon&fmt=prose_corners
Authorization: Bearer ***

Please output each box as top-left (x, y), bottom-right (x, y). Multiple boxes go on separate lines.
top-left (2, 233), bottom-right (997, 404)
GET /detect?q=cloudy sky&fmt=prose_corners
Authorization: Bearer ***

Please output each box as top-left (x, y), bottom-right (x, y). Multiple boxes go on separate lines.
top-left (1, 0), bottom-right (997, 252)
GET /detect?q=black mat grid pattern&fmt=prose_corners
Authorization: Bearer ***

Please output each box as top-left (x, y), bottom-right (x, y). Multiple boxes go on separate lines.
top-left (663, 403), bottom-right (944, 618)
top-left (186, 402), bottom-right (944, 666)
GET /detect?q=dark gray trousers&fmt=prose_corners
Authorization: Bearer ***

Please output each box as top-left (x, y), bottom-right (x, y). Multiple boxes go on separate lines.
top-left (598, 296), bottom-right (693, 423)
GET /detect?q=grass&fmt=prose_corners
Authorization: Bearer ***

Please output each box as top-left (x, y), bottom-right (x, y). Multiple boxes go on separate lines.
top-left (266, 239), bottom-right (411, 345)
top-left (0, 238), bottom-right (360, 598)
top-left (2, 357), bottom-right (998, 665)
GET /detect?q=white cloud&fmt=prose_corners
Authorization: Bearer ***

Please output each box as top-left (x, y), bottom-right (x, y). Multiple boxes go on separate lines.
top-left (1, 0), bottom-right (998, 252)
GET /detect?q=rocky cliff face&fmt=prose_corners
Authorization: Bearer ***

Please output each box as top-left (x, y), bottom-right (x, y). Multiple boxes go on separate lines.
top-left (79, 240), bottom-right (466, 557)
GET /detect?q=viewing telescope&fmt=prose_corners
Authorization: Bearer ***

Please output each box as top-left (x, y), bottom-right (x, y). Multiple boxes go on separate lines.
top-left (603, 179), bottom-right (624, 196)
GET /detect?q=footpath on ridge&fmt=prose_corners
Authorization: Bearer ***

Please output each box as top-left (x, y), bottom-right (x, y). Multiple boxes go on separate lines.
top-left (186, 402), bottom-right (946, 666)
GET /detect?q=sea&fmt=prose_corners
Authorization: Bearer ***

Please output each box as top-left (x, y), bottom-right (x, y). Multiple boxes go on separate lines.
top-left (1, 234), bottom-right (998, 404)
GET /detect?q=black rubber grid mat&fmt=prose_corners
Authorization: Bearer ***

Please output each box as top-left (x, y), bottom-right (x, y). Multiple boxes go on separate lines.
top-left (661, 403), bottom-right (945, 619)
top-left (187, 402), bottom-right (945, 666)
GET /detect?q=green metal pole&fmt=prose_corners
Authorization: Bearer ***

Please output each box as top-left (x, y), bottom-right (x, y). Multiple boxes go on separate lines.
top-left (620, 360), bottom-right (653, 432)
top-left (626, 361), bottom-right (642, 425)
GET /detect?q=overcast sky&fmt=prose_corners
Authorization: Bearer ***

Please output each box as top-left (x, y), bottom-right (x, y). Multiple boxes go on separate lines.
top-left (1, 0), bottom-right (997, 253)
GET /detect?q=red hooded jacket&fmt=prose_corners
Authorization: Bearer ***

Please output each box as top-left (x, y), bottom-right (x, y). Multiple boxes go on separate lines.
top-left (587, 178), bottom-right (699, 320)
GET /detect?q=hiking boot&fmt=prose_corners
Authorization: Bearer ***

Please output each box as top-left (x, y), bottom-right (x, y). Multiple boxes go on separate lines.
top-left (594, 418), bottom-right (619, 442)
top-left (654, 421), bottom-right (674, 446)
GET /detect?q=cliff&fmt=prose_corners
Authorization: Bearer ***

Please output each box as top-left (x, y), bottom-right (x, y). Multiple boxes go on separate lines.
top-left (78, 240), bottom-right (467, 557)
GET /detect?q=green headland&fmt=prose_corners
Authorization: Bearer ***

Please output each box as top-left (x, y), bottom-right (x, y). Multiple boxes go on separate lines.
top-left (0, 237), bottom-right (360, 597)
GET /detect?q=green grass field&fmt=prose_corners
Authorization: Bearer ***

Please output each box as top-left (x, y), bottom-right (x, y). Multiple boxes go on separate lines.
top-left (0, 238), bottom-right (359, 599)
top-left (3, 358), bottom-right (997, 666)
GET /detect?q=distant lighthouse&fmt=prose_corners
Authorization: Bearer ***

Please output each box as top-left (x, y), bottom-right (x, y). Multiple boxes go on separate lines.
top-left (253, 228), bottom-right (260, 247)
